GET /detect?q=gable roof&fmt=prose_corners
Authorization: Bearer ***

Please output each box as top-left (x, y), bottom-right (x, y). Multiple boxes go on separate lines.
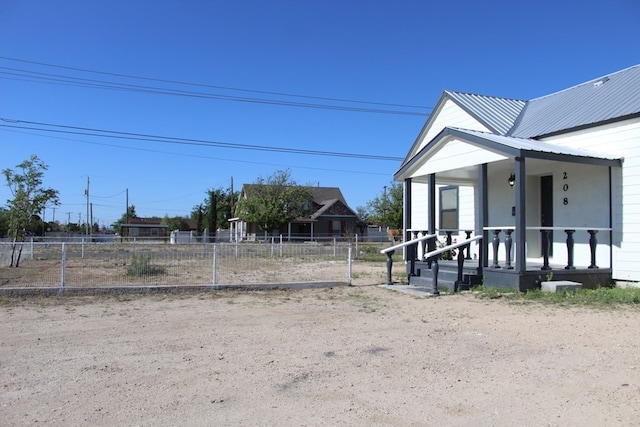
top-left (444, 64), bottom-right (640, 139)
top-left (445, 91), bottom-right (526, 135)
top-left (398, 64), bottom-right (640, 174)
top-left (239, 184), bottom-right (358, 221)
top-left (309, 198), bottom-right (357, 220)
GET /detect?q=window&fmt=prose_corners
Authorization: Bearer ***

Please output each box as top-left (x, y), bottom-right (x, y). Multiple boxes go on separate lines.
top-left (329, 220), bottom-right (342, 236)
top-left (439, 186), bottom-right (458, 231)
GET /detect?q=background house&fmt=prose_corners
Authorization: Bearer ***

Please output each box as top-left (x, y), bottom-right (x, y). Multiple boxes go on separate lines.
top-left (120, 217), bottom-right (168, 240)
top-left (230, 185), bottom-right (359, 241)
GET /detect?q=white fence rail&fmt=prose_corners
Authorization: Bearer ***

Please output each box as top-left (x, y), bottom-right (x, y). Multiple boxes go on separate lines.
top-left (0, 241), bottom-right (353, 288)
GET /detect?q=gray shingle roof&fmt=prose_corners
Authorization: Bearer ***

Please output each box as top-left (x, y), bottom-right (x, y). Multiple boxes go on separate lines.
top-left (509, 64), bottom-right (640, 138)
top-left (445, 91), bottom-right (526, 135)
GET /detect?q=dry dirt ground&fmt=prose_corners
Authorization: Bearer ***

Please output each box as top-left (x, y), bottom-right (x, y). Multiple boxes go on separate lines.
top-left (1, 283), bottom-right (640, 426)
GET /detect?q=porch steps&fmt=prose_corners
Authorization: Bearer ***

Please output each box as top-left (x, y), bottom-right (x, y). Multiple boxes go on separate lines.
top-left (409, 261), bottom-right (482, 292)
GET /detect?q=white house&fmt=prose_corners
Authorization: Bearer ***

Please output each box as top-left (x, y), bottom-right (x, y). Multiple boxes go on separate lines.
top-left (394, 64), bottom-right (639, 290)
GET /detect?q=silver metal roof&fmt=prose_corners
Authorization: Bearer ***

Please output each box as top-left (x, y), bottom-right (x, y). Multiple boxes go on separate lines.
top-left (509, 64), bottom-right (640, 138)
top-left (449, 127), bottom-right (622, 163)
top-left (445, 91), bottom-right (526, 135)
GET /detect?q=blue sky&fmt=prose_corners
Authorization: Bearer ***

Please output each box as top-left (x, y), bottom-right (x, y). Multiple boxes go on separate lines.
top-left (1, 0), bottom-right (639, 229)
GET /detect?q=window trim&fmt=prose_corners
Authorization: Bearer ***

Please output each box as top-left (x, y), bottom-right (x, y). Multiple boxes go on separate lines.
top-left (439, 185), bottom-right (459, 233)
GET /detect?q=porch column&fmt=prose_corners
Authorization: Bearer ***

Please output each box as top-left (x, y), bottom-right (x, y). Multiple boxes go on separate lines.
top-left (404, 178), bottom-right (415, 278)
top-left (515, 156), bottom-right (527, 273)
top-left (478, 164), bottom-right (488, 269)
top-left (404, 178), bottom-right (412, 250)
top-left (428, 173), bottom-right (436, 254)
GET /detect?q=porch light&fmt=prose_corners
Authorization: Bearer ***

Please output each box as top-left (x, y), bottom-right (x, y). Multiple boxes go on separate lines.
top-left (508, 173), bottom-right (515, 187)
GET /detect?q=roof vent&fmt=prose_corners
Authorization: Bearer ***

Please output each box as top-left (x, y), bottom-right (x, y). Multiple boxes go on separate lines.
top-left (593, 76), bottom-right (610, 87)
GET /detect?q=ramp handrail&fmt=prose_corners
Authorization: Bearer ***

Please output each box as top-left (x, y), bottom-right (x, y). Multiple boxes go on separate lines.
top-left (423, 235), bottom-right (482, 261)
top-left (380, 233), bottom-right (437, 254)
top-left (382, 235), bottom-right (483, 295)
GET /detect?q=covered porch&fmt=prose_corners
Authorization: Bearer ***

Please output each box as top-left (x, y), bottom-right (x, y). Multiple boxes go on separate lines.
top-left (394, 128), bottom-right (622, 291)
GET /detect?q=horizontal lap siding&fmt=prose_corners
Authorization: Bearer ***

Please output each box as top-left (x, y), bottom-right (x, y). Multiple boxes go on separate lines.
top-left (544, 118), bottom-right (640, 281)
top-left (413, 100), bottom-right (490, 155)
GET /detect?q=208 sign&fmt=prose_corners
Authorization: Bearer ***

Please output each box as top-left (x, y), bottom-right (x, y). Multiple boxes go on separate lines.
top-left (562, 172), bottom-right (569, 205)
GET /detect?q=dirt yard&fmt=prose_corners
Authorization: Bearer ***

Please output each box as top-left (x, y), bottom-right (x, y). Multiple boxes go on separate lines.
top-left (1, 283), bottom-right (640, 426)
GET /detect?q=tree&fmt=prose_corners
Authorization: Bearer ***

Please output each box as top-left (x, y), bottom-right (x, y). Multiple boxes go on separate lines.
top-left (0, 207), bottom-right (9, 237)
top-left (355, 206), bottom-right (370, 234)
top-left (235, 169), bottom-right (313, 235)
top-left (111, 205), bottom-right (137, 234)
top-left (163, 215), bottom-right (189, 232)
top-left (3, 155), bottom-right (59, 267)
top-left (190, 187), bottom-right (239, 234)
top-left (365, 182), bottom-right (403, 229)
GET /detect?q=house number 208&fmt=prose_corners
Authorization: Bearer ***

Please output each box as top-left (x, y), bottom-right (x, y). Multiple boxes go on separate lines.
top-left (562, 172), bottom-right (569, 205)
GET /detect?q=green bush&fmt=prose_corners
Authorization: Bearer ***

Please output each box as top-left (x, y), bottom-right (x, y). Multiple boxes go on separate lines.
top-left (126, 254), bottom-right (166, 277)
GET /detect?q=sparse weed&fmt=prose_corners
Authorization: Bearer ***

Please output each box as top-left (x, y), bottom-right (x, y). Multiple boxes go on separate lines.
top-left (472, 284), bottom-right (640, 307)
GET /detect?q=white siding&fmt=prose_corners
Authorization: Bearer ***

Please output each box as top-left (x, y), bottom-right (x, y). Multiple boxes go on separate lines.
top-left (411, 138), bottom-right (507, 178)
top-left (409, 182), bottom-right (430, 230)
top-left (543, 118), bottom-right (640, 281)
top-left (407, 181), bottom-right (477, 255)
top-left (413, 99), bottom-right (490, 155)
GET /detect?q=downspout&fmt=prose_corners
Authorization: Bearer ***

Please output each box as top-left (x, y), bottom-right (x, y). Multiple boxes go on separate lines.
top-left (609, 166), bottom-right (613, 274)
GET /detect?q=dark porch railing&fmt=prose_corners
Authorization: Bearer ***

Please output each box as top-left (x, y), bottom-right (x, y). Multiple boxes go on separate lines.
top-left (381, 234), bottom-right (482, 295)
top-left (486, 226), bottom-right (611, 271)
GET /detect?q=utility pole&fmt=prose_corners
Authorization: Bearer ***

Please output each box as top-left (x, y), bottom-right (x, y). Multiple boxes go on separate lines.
top-left (209, 191), bottom-right (217, 243)
top-left (125, 188), bottom-right (129, 237)
top-left (85, 176), bottom-right (90, 238)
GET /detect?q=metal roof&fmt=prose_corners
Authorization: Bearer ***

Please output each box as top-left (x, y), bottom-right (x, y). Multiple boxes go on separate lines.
top-left (445, 91), bottom-right (526, 135)
top-left (448, 127), bottom-right (622, 163)
top-left (394, 126), bottom-right (622, 181)
top-left (509, 64), bottom-right (640, 138)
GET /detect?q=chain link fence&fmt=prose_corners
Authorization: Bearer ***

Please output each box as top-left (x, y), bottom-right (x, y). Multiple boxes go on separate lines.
top-left (0, 241), bottom-right (353, 289)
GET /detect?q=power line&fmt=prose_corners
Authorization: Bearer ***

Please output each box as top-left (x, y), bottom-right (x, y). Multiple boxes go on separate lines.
top-left (0, 56), bottom-right (432, 116)
top-left (0, 125), bottom-right (396, 176)
top-left (0, 118), bottom-right (405, 161)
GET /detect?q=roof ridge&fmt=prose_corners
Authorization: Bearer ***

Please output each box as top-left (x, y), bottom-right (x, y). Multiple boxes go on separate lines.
top-left (445, 89), bottom-right (526, 103)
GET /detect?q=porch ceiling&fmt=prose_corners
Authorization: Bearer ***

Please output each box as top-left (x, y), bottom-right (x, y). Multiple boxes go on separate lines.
top-left (395, 127), bottom-right (623, 182)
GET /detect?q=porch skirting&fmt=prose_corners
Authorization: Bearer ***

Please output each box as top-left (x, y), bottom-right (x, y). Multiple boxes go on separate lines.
top-left (483, 267), bottom-right (613, 291)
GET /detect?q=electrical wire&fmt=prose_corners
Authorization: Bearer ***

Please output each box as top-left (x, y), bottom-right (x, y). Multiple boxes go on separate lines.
top-left (0, 118), bottom-right (404, 161)
top-left (0, 56), bottom-right (432, 116)
top-left (0, 127), bottom-right (395, 176)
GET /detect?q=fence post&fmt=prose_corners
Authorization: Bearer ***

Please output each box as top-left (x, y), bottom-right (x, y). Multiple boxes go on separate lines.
top-left (280, 234), bottom-right (283, 257)
top-left (212, 243), bottom-right (217, 285)
top-left (348, 245), bottom-right (353, 286)
top-left (355, 234), bottom-right (359, 259)
top-left (30, 237), bottom-right (34, 260)
top-left (82, 237), bottom-right (85, 259)
top-left (333, 237), bottom-right (337, 257)
top-left (60, 242), bottom-right (66, 287)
